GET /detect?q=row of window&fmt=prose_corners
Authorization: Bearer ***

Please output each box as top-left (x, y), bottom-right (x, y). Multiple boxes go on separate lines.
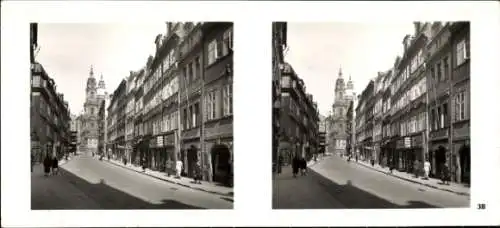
top-left (430, 55), bottom-right (450, 83)
top-left (206, 84), bottom-right (233, 121)
top-left (392, 77), bottom-right (427, 114)
top-left (207, 28), bottom-right (233, 65)
top-left (183, 103), bottom-right (200, 130)
top-left (150, 111), bottom-right (179, 135)
top-left (143, 76), bottom-right (179, 114)
top-left (183, 56), bottom-right (201, 86)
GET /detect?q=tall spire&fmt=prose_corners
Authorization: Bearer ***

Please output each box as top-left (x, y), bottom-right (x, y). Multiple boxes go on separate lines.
top-left (98, 73), bottom-right (106, 89)
top-left (90, 65), bottom-right (94, 77)
top-left (339, 65), bottom-right (343, 78)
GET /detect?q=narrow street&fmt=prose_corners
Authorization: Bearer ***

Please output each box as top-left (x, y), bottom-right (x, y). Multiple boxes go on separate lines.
top-left (31, 154), bottom-right (233, 209)
top-left (273, 155), bottom-right (469, 209)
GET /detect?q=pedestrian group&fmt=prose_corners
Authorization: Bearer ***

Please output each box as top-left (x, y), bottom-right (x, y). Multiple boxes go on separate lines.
top-left (42, 154), bottom-right (59, 177)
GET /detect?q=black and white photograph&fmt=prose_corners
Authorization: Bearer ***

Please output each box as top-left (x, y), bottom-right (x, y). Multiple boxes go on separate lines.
top-left (272, 21), bottom-right (471, 209)
top-left (30, 22), bottom-right (234, 209)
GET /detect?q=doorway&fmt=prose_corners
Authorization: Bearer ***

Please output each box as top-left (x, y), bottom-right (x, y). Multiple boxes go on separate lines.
top-left (435, 146), bottom-right (446, 178)
top-left (187, 145), bottom-right (198, 178)
top-left (459, 144), bottom-right (470, 184)
top-left (211, 144), bottom-right (231, 185)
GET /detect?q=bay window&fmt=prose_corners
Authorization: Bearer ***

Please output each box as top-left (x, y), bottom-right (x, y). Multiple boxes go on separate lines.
top-left (223, 84), bottom-right (233, 116)
top-left (207, 40), bottom-right (218, 65)
top-left (456, 39), bottom-right (470, 66)
top-left (222, 28), bottom-right (233, 56)
top-left (455, 90), bottom-right (466, 121)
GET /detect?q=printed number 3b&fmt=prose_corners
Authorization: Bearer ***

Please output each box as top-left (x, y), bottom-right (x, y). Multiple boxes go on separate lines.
top-left (477, 203), bottom-right (486, 209)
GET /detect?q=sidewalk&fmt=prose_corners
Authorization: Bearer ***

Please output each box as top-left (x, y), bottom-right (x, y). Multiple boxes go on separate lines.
top-left (351, 158), bottom-right (470, 196)
top-left (101, 157), bottom-right (233, 197)
top-left (307, 154), bottom-right (329, 167)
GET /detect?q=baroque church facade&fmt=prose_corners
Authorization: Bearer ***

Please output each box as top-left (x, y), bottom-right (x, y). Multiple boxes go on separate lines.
top-left (327, 67), bottom-right (354, 156)
top-left (80, 65), bottom-right (107, 154)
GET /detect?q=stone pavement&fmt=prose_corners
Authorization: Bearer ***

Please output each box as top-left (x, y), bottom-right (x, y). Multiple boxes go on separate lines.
top-left (101, 157), bottom-right (233, 197)
top-left (31, 161), bottom-right (101, 209)
top-left (349, 157), bottom-right (470, 196)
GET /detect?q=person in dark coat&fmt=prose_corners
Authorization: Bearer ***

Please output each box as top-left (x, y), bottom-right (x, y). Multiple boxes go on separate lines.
top-left (300, 157), bottom-right (307, 176)
top-left (441, 163), bottom-right (451, 185)
top-left (43, 155), bottom-right (51, 177)
top-left (277, 154), bottom-right (283, 174)
top-left (193, 163), bottom-right (202, 184)
top-left (51, 155), bottom-right (59, 175)
top-left (291, 155), bottom-right (299, 178)
top-left (141, 157), bottom-right (147, 172)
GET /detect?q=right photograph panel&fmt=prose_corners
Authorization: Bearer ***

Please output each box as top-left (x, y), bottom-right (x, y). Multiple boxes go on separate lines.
top-left (272, 21), bottom-right (470, 209)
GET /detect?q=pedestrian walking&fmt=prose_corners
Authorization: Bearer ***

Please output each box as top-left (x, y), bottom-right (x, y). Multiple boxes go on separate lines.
top-left (389, 158), bottom-right (394, 174)
top-left (413, 160), bottom-right (420, 178)
top-left (423, 159), bottom-right (431, 179)
top-left (175, 159), bottom-right (183, 179)
top-left (43, 155), bottom-right (51, 177)
top-left (193, 163), bottom-right (202, 184)
top-left (291, 155), bottom-right (299, 178)
top-left (31, 153), bottom-right (35, 173)
top-left (141, 157), bottom-right (147, 172)
top-left (51, 155), bottom-right (59, 175)
top-left (441, 163), bottom-right (451, 185)
top-left (277, 154), bottom-right (283, 174)
top-left (300, 157), bottom-right (307, 176)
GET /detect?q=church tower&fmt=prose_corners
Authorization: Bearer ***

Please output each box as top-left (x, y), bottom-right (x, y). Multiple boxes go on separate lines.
top-left (81, 65), bottom-right (106, 155)
top-left (329, 66), bottom-right (352, 156)
top-left (335, 66), bottom-right (345, 103)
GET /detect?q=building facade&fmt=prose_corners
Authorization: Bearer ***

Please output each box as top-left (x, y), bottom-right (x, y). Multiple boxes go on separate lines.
top-left (329, 68), bottom-right (355, 156)
top-left (272, 22), bottom-right (287, 171)
top-left (427, 22), bottom-right (470, 183)
top-left (140, 23), bottom-right (181, 173)
top-left (178, 22), bottom-right (204, 178)
top-left (355, 22), bottom-right (470, 183)
top-left (105, 22), bottom-right (234, 185)
top-left (318, 114), bottom-right (327, 155)
top-left (107, 79), bottom-right (127, 160)
top-left (30, 23), bottom-right (72, 162)
top-left (278, 63), bottom-right (320, 164)
top-left (201, 22), bottom-right (234, 184)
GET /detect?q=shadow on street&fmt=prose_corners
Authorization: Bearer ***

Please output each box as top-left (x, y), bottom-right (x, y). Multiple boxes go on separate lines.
top-left (304, 168), bottom-right (438, 209)
top-left (32, 167), bottom-right (204, 210)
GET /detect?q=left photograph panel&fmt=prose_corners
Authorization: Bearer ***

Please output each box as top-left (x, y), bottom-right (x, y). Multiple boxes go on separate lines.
top-left (30, 22), bottom-right (234, 209)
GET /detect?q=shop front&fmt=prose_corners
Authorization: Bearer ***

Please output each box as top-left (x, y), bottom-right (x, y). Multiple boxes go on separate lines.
top-left (204, 136), bottom-right (233, 185)
top-left (278, 141), bottom-right (292, 165)
top-left (429, 142), bottom-right (449, 178)
top-left (182, 140), bottom-right (200, 178)
top-left (163, 133), bottom-right (176, 175)
top-left (148, 137), bottom-right (156, 169)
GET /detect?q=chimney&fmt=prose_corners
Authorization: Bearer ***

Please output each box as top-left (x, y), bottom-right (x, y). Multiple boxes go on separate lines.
top-left (414, 22), bottom-right (421, 35)
top-left (403, 34), bottom-right (412, 52)
top-left (154, 34), bottom-right (162, 51)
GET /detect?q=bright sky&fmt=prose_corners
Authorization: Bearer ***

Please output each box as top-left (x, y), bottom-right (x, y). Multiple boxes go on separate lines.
top-left (285, 22), bottom-right (415, 117)
top-left (36, 23), bottom-right (167, 115)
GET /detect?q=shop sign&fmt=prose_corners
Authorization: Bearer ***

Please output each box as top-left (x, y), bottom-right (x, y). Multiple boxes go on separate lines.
top-left (157, 136), bottom-right (163, 147)
top-left (404, 137), bottom-right (411, 148)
